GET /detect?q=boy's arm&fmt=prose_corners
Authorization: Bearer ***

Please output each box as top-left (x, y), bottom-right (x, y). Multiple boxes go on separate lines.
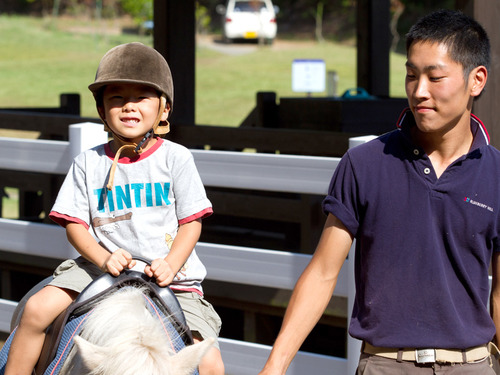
top-left (145, 219), bottom-right (202, 287)
top-left (259, 214), bottom-right (353, 375)
top-left (66, 222), bottom-right (135, 276)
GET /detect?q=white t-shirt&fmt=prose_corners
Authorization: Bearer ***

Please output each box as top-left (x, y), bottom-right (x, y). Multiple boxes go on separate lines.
top-left (50, 138), bottom-right (212, 294)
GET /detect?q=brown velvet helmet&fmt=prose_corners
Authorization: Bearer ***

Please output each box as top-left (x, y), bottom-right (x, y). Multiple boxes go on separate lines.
top-left (88, 42), bottom-right (174, 111)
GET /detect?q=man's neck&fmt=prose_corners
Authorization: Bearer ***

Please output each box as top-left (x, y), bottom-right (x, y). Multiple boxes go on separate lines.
top-left (413, 118), bottom-right (473, 179)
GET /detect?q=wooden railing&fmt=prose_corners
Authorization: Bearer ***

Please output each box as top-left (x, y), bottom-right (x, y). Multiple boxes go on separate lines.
top-left (0, 123), bottom-right (375, 374)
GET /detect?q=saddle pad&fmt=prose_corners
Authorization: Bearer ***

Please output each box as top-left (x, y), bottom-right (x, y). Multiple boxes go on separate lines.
top-left (43, 311), bottom-right (91, 375)
top-left (0, 312), bottom-right (91, 375)
top-left (143, 293), bottom-right (187, 354)
top-left (0, 328), bottom-right (16, 375)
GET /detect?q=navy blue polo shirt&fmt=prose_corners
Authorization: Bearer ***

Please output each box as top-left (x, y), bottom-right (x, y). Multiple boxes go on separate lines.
top-left (323, 109), bottom-right (500, 349)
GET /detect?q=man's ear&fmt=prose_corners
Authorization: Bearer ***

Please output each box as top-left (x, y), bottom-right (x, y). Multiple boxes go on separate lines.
top-left (470, 65), bottom-right (488, 97)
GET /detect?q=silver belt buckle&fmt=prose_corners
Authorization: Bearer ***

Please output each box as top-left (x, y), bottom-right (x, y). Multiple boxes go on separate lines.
top-left (415, 349), bottom-right (436, 364)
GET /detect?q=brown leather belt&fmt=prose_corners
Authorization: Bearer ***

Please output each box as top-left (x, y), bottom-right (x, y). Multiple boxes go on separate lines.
top-left (362, 342), bottom-right (490, 364)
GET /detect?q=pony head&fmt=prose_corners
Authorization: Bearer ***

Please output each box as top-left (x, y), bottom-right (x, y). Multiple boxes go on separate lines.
top-left (73, 335), bottom-right (214, 375)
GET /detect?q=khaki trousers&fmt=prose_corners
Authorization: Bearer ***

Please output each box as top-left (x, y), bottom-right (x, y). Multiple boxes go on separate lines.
top-left (356, 353), bottom-right (496, 374)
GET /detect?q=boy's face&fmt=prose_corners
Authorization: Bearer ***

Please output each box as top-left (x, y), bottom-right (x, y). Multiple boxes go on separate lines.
top-left (405, 41), bottom-right (485, 136)
top-left (100, 83), bottom-right (169, 145)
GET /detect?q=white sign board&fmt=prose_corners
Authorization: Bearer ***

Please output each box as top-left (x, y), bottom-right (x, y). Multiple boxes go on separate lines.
top-left (292, 59), bottom-right (326, 93)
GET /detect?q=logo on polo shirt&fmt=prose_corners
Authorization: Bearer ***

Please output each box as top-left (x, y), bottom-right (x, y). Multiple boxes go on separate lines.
top-left (464, 197), bottom-right (494, 212)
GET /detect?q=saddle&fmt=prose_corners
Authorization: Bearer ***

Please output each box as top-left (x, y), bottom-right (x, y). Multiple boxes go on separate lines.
top-left (34, 268), bottom-right (193, 375)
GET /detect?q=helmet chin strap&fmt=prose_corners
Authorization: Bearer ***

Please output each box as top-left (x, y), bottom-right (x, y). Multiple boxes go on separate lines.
top-left (106, 95), bottom-right (168, 190)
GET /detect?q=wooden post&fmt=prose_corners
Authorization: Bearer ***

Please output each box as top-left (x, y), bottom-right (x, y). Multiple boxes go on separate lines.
top-left (356, 0), bottom-right (391, 97)
top-left (153, 0), bottom-right (196, 126)
top-left (456, 0), bottom-right (500, 148)
top-left (68, 122), bottom-right (108, 160)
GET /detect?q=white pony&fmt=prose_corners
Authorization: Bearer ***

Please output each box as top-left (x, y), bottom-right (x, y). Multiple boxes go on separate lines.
top-left (58, 287), bottom-right (213, 375)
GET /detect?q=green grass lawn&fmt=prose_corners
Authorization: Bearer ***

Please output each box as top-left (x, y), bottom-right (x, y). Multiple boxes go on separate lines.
top-left (2, 187), bottom-right (19, 219)
top-left (0, 15), bottom-right (407, 128)
top-left (0, 15), bottom-right (152, 121)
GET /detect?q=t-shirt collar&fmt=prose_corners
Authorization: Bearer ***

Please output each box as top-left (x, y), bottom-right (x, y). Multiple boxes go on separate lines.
top-left (104, 137), bottom-right (164, 163)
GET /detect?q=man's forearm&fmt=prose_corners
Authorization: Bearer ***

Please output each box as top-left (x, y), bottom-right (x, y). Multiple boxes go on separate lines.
top-left (262, 268), bottom-right (337, 374)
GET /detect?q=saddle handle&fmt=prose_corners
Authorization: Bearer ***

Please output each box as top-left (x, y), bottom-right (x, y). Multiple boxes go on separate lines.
top-left (131, 255), bottom-right (154, 266)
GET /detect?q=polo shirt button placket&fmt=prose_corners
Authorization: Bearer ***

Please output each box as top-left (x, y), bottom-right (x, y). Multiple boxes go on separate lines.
top-left (424, 167), bottom-right (431, 175)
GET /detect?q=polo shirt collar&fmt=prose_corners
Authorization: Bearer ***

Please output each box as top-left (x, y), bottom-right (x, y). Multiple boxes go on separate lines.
top-left (396, 108), bottom-right (490, 153)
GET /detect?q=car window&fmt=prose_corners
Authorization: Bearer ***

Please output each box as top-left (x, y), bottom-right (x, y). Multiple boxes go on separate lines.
top-left (233, 1), bottom-right (267, 12)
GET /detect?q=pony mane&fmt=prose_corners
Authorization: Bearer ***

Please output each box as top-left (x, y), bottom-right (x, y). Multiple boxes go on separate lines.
top-left (80, 287), bottom-right (174, 349)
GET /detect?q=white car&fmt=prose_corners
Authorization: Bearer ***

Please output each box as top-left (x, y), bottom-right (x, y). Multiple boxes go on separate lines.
top-left (217, 0), bottom-right (278, 44)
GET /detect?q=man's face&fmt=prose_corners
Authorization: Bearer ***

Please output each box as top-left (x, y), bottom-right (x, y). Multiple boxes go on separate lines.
top-left (405, 41), bottom-right (476, 137)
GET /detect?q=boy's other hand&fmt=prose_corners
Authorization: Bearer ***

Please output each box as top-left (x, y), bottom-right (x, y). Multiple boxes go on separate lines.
top-left (102, 248), bottom-right (136, 276)
top-left (144, 258), bottom-right (174, 287)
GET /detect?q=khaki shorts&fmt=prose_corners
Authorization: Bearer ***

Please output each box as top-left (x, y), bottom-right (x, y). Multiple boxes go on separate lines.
top-left (49, 257), bottom-right (102, 292)
top-left (49, 256), bottom-right (222, 348)
top-left (175, 291), bottom-right (222, 349)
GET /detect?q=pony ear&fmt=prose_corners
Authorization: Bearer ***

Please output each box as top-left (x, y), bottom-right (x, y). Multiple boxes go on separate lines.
top-left (73, 335), bottom-right (107, 370)
top-left (169, 338), bottom-right (215, 375)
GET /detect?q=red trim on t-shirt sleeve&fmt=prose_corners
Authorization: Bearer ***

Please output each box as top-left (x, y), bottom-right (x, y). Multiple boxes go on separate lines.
top-left (170, 287), bottom-right (203, 297)
top-left (178, 207), bottom-right (213, 225)
top-left (49, 211), bottom-right (89, 230)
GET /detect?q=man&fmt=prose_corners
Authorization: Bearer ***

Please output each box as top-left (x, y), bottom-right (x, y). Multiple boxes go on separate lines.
top-left (259, 9), bottom-right (500, 374)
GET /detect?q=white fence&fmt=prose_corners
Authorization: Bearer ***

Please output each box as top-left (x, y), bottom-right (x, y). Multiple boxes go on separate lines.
top-left (0, 123), bottom-right (375, 374)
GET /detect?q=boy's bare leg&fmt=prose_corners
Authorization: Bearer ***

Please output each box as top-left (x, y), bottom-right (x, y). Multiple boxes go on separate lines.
top-left (5, 285), bottom-right (77, 375)
top-left (197, 343), bottom-right (225, 375)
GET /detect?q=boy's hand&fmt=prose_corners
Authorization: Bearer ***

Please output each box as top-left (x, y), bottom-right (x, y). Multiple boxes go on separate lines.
top-left (144, 258), bottom-right (174, 287)
top-left (102, 248), bottom-right (135, 276)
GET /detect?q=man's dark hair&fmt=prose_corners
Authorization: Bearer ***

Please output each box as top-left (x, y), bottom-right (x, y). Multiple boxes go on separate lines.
top-left (406, 9), bottom-right (490, 78)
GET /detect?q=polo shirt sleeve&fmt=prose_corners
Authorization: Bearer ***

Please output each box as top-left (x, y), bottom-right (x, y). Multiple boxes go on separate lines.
top-left (322, 152), bottom-right (360, 236)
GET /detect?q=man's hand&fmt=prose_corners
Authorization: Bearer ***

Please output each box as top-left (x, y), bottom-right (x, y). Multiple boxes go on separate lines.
top-left (102, 248), bottom-right (135, 276)
top-left (144, 258), bottom-right (175, 287)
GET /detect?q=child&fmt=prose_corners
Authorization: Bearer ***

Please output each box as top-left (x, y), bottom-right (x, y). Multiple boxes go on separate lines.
top-left (5, 42), bottom-right (224, 375)
top-left (259, 9), bottom-right (498, 374)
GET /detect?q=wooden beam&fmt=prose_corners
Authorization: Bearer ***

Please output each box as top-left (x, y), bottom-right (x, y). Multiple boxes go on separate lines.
top-left (153, 0), bottom-right (196, 126)
top-left (356, 0), bottom-right (391, 97)
top-left (169, 125), bottom-right (355, 157)
top-left (0, 111), bottom-right (97, 140)
top-left (456, 0), bottom-right (500, 148)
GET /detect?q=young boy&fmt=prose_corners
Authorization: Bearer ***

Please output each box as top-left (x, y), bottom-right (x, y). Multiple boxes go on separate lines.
top-left (259, 9), bottom-right (499, 374)
top-left (5, 42), bottom-right (224, 375)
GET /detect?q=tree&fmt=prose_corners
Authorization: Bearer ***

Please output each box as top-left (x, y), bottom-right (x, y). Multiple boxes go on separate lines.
top-left (120, 0), bottom-right (153, 25)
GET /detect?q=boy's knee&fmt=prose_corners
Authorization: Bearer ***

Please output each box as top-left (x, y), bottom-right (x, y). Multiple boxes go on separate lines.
top-left (20, 294), bottom-right (49, 328)
top-left (199, 347), bottom-right (224, 375)
top-left (20, 288), bottom-right (74, 330)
